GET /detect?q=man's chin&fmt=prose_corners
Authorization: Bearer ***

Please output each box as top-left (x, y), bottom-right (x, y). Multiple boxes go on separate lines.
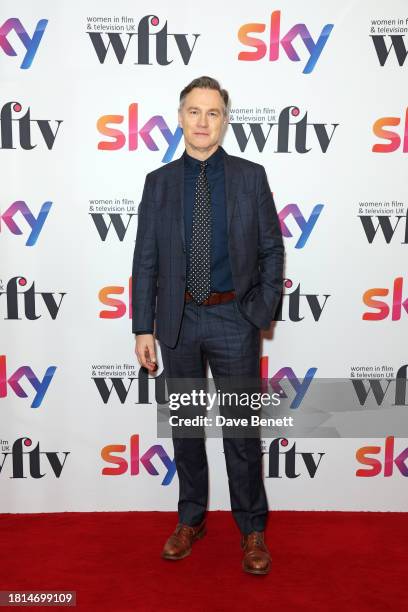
top-left (189, 140), bottom-right (217, 152)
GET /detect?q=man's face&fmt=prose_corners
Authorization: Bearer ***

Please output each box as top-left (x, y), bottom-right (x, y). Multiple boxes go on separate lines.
top-left (178, 87), bottom-right (227, 153)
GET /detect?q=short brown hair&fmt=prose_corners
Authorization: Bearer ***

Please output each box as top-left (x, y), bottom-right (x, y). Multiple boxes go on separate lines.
top-left (179, 76), bottom-right (229, 116)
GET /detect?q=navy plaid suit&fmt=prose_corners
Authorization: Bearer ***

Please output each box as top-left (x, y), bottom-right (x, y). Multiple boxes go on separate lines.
top-left (132, 146), bottom-right (284, 346)
top-left (131, 145), bottom-right (284, 534)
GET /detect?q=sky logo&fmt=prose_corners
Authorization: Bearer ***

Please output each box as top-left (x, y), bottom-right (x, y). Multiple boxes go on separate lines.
top-left (238, 10), bottom-right (334, 73)
top-left (372, 107), bottom-right (408, 153)
top-left (0, 18), bottom-right (48, 68)
top-left (363, 277), bottom-right (408, 320)
top-left (356, 436), bottom-right (408, 477)
top-left (101, 434), bottom-right (175, 485)
top-left (279, 203), bottom-right (324, 248)
top-left (0, 355), bottom-right (56, 409)
top-left (260, 359), bottom-right (317, 409)
top-left (97, 103), bottom-right (182, 163)
top-left (1, 200), bottom-right (52, 246)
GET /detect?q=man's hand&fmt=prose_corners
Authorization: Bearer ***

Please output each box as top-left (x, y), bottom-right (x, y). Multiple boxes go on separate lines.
top-left (135, 334), bottom-right (158, 372)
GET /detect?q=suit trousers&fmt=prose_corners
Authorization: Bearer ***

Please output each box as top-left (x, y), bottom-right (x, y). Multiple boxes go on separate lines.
top-left (158, 298), bottom-right (268, 535)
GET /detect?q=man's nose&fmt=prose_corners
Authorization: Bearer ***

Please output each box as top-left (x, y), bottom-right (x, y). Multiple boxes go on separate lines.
top-left (197, 113), bottom-right (209, 127)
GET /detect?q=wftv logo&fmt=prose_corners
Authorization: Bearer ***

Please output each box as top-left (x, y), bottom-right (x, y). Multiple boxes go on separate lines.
top-left (229, 105), bottom-right (339, 153)
top-left (0, 200), bottom-right (52, 246)
top-left (371, 28), bottom-right (408, 66)
top-left (238, 10), bottom-right (334, 74)
top-left (265, 438), bottom-right (324, 477)
top-left (363, 277), bottom-right (408, 320)
top-left (260, 358), bottom-right (317, 410)
top-left (87, 14), bottom-right (200, 65)
top-left (0, 102), bottom-right (63, 150)
top-left (97, 104), bottom-right (338, 163)
top-left (91, 360), bottom-right (316, 411)
top-left (351, 364), bottom-right (408, 407)
top-left (90, 211), bottom-right (136, 242)
top-left (92, 366), bottom-right (166, 405)
top-left (279, 203), bottom-right (323, 248)
top-left (0, 18), bottom-right (48, 68)
top-left (359, 208), bottom-right (408, 244)
top-left (275, 278), bottom-right (330, 322)
top-left (0, 276), bottom-right (66, 320)
top-left (0, 437), bottom-right (69, 478)
top-left (0, 355), bottom-right (56, 408)
top-left (372, 107), bottom-right (408, 153)
top-left (90, 203), bottom-right (323, 246)
top-left (101, 434), bottom-right (175, 485)
top-left (356, 436), bottom-right (408, 477)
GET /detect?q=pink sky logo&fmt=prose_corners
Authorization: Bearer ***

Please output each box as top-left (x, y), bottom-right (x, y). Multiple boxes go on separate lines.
top-left (260, 358), bottom-right (317, 409)
top-left (372, 107), bottom-right (408, 153)
top-left (0, 18), bottom-right (48, 68)
top-left (101, 434), bottom-right (175, 485)
top-left (1, 200), bottom-right (52, 245)
top-left (99, 277), bottom-right (132, 319)
top-left (97, 103), bottom-right (182, 163)
top-left (356, 436), bottom-right (408, 477)
top-left (279, 203), bottom-right (324, 248)
top-left (238, 10), bottom-right (334, 73)
top-left (363, 277), bottom-right (408, 320)
top-left (0, 355), bottom-right (56, 408)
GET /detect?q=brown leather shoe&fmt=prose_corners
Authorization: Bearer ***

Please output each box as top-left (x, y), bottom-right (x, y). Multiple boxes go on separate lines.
top-left (161, 520), bottom-right (206, 560)
top-left (241, 531), bottom-right (271, 575)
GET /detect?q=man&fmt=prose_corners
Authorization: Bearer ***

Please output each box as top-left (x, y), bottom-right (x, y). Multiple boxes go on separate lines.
top-left (132, 76), bottom-right (284, 575)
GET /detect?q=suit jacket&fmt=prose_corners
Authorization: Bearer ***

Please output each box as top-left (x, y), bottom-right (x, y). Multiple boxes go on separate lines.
top-left (131, 145), bottom-right (284, 348)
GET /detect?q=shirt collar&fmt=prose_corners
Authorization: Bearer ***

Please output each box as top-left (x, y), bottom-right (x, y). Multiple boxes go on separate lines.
top-left (183, 145), bottom-right (224, 170)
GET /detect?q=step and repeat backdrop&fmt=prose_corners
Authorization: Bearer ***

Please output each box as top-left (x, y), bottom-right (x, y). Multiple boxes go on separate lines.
top-left (1, 1), bottom-right (407, 513)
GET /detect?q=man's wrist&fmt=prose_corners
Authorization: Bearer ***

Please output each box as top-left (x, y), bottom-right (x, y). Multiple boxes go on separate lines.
top-left (134, 330), bottom-right (153, 336)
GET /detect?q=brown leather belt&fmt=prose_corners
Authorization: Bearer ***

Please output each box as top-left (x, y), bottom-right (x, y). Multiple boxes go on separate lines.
top-left (184, 290), bottom-right (236, 305)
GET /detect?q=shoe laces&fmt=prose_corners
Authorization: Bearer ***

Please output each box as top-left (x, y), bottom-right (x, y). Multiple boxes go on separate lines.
top-left (246, 531), bottom-right (264, 547)
top-left (175, 524), bottom-right (195, 540)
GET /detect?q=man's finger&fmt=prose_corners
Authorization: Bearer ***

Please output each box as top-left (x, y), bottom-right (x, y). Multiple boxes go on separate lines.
top-left (144, 344), bottom-right (158, 371)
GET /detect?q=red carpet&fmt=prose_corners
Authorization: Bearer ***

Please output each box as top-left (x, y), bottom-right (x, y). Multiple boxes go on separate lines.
top-left (1, 511), bottom-right (406, 611)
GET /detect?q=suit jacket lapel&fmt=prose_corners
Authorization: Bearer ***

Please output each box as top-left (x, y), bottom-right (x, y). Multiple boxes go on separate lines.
top-left (222, 146), bottom-right (239, 235)
top-left (176, 154), bottom-right (186, 251)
